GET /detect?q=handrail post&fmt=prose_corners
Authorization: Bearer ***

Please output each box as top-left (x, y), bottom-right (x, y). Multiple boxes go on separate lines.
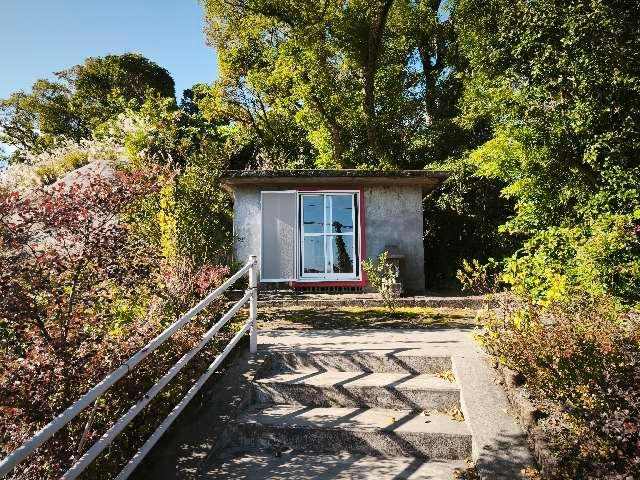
top-left (248, 255), bottom-right (258, 353)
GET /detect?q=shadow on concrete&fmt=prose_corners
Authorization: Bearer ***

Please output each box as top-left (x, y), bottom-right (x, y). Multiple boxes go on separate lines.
top-left (130, 342), bottom-right (262, 480)
top-left (475, 430), bottom-right (536, 480)
top-left (203, 450), bottom-right (459, 479)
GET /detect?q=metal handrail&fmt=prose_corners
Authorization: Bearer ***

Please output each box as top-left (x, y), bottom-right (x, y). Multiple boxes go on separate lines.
top-left (0, 255), bottom-right (259, 479)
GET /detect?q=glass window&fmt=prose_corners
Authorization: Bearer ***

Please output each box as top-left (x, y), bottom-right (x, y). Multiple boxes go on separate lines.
top-left (302, 195), bottom-right (323, 234)
top-left (300, 192), bottom-right (359, 278)
top-left (303, 236), bottom-right (325, 274)
top-left (328, 235), bottom-right (354, 273)
top-left (328, 194), bottom-right (354, 233)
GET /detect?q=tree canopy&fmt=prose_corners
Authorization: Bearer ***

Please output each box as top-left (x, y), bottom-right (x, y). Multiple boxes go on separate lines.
top-left (457, 0), bottom-right (640, 229)
top-left (456, 0), bottom-right (640, 303)
top-left (202, 0), bottom-right (475, 169)
top-left (0, 53), bottom-right (175, 161)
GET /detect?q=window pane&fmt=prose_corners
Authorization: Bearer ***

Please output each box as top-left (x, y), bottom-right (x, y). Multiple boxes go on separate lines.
top-left (303, 236), bottom-right (325, 274)
top-left (302, 195), bottom-right (324, 234)
top-left (328, 235), bottom-right (354, 274)
top-left (329, 195), bottom-right (354, 233)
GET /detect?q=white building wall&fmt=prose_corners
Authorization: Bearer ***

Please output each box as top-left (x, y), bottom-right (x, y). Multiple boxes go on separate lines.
top-left (363, 185), bottom-right (425, 294)
top-left (231, 185), bottom-right (425, 293)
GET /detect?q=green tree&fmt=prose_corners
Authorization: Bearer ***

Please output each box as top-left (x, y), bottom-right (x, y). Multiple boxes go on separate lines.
top-left (202, 0), bottom-right (512, 288)
top-left (455, 0), bottom-right (640, 304)
top-left (202, 0), bottom-right (470, 169)
top-left (59, 53), bottom-right (175, 130)
top-left (114, 86), bottom-right (235, 266)
top-left (0, 53), bottom-right (175, 162)
top-left (0, 81), bottom-right (83, 156)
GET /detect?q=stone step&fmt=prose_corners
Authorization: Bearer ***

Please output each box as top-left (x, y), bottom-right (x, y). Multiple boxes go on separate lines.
top-left (203, 451), bottom-right (467, 479)
top-left (233, 405), bottom-right (472, 460)
top-left (268, 350), bottom-right (452, 374)
top-left (254, 370), bottom-right (460, 410)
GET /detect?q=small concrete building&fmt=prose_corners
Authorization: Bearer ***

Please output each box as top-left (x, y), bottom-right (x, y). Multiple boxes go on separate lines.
top-left (221, 170), bottom-right (447, 294)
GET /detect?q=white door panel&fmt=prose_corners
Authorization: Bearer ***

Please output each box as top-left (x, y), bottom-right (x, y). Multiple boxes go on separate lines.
top-left (260, 191), bottom-right (297, 282)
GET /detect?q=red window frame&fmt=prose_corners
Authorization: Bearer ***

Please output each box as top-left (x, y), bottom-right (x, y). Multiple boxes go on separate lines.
top-left (291, 187), bottom-right (366, 288)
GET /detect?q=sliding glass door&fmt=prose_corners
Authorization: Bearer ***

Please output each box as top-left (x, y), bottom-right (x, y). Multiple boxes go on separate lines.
top-left (300, 192), bottom-right (359, 279)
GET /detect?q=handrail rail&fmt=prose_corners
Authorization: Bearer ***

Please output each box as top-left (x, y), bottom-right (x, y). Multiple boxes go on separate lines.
top-left (0, 255), bottom-right (259, 479)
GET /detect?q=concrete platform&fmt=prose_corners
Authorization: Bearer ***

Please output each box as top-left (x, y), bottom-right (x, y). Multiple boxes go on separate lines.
top-left (234, 405), bottom-right (472, 459)
top-left (203, 451), bottom-right (466, 479)
top-left (260, 327), bottom-right (479, 357)
top-left (247, 291), bottom-right (490, 309)
top-left (254, 370), bottom-right (460, 409)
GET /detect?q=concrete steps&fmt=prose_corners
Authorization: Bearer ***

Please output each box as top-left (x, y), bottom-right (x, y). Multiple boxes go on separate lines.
top-left (226, 346), bottom-right (474, 467)
top-left (203, 451), bottom-right (467, 479)
top-left (254, 370), bottom-right (461, 410)
top-left (195, 329), bottom-right (537, 479)
top-left (270, 350), bottom-right (452, 374)
top-left (234, 405), bottom-right (472, 459)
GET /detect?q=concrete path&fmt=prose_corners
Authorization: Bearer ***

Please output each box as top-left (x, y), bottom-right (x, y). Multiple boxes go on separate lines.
top-left (202, 328), bottom-right (535, 479)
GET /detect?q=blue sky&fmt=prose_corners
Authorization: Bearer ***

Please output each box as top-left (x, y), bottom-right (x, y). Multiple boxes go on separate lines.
top-left (1, 0), bottom-right (218, 98)
top-left (1, 0), bottom-right (219, 157)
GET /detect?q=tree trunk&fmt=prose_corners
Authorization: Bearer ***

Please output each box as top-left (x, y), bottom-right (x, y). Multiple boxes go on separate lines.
top-left (417, 0), bottom-right (446, 113)
top-left (418, 43), bottom-right (442, 111)
top-left (362, 0), bottom-right (395, 155)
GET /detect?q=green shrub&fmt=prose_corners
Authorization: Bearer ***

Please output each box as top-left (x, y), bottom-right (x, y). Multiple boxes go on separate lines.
top-left (34, 163), bottom-right (59, 185)
top-left (363, 251), bottom-right (400, 313)
top-left (459, 253), bottom-right (640, 478)
top-left (34, 150), bottom-right (90, 185)
top-left (423, 160), bottom-right (519, 289)
top-left (172, 157), bottom-right (233, 265)
top-left (457, 258), bottom-right (502, 295)
top-left (503, 213), bottom-right (640, 308)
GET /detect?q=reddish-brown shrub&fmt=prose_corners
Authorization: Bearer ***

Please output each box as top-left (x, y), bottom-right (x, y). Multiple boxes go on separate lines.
top-left (0, 167), bottom-right (233, 479)
top-left (479, 295), bottom-right (640, 479)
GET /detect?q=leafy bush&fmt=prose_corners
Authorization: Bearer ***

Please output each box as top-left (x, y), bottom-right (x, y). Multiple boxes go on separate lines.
top-left (159, 257), bottom-right (230, 319)
top-left (457, 258), bottom-right (502, 295)
top-left (0, 167), bottom-right (159, 475)
top-left (171, 158), bottom-right (233, 265)
top-left (478, 293), bottom-right (640, 479)
top-left (0, 167), bottom-right (234, 479)
top-left (363, 251), bottom-right (400, 313)
top-left (503, 213), bottom-right (640, 307)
